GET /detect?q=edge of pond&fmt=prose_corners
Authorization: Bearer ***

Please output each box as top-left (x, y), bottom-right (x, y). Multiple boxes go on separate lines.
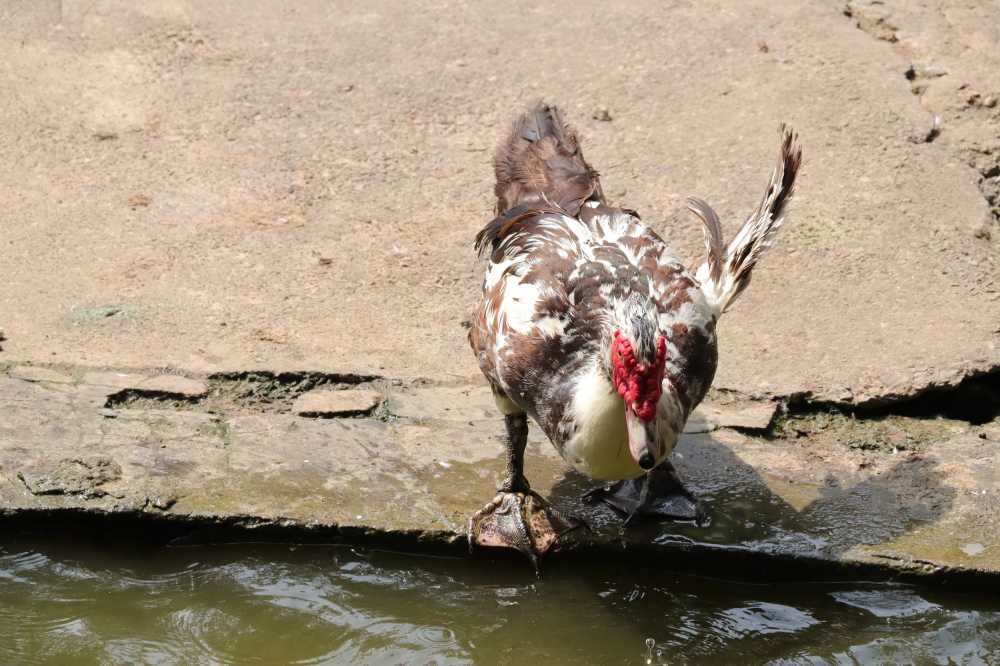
top-left (4, 507), bottom-right (998, 593)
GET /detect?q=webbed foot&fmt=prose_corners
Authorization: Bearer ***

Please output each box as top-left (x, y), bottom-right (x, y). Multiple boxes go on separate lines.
top-left (585, 461), bottom-right (709, 526)
top-left (468, 490), bottom-right (582, 569)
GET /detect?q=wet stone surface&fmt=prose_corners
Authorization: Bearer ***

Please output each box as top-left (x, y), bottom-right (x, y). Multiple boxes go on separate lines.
top-left (17, 457), bottom-right (122, 499)
top-left (1, 367), bottom-right (999, 583)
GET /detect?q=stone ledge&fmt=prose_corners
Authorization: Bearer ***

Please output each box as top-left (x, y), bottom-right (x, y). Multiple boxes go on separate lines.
top-left (1, 371), bottom-right (998, 584)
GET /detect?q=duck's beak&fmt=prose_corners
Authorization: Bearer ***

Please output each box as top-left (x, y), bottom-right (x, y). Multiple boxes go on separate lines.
top-left (626, 411), bottom-right (658, 471)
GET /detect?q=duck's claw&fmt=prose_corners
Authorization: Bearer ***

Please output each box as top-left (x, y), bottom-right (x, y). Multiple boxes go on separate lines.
top-left (586, 461), bottom-right (710, 527)
top-left (468, 491), bottom-right (582, 569)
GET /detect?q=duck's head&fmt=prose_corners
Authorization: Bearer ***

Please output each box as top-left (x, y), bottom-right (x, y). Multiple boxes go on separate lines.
top-left (606, 296), bottom-right (668, 471)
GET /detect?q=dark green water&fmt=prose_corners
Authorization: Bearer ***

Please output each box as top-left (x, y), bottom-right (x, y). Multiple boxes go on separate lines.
top-left (2, 534), bottom-right (999, 665)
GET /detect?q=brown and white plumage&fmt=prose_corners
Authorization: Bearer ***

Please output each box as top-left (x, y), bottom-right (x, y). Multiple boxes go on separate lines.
top-left (491, 103), bottom-right (603, 216)
top-left (466, 103), bottom-right (801, 560)
top-left (689, 125), bottom-right (802, 314)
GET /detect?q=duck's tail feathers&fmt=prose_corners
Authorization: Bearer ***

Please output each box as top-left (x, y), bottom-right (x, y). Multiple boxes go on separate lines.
top-left (690, 125), bottom-right (802, 316)
top-left (492, 101), bottom-right (604, 217)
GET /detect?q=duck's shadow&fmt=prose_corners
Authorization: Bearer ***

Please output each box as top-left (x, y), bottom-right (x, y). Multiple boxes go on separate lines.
top-left (545, 430), bottom-right (956, 565)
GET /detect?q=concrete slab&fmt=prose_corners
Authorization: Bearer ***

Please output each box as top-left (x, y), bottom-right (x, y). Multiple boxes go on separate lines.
top-left (682, 397), bottom-right (778, 434)
top-left (10, 366), bottom-right (75, 385)
top-left (387, 385), bottom-right (498, 422)
top-left (2, 369), bottom-right (998, 583)
top-left (136, 375), bottom-right (209, 398)
top-left (0, 0), bottom-right (996, 406)
top-left (291, 388), bottom-right (382, 417)
top-left (81, 371), bottom-right (151, 390)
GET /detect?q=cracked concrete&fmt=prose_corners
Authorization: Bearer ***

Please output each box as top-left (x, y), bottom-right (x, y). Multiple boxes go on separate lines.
top-left (846, 0), bottom-right (1000, 235)
top-left (18, 456), bottom-right (122, 499)
top-left (1, 0), bottom-right (999, 579)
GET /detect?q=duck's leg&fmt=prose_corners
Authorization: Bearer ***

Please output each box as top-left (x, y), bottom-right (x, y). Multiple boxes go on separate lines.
top-left (585, 460), bottom-right (709, 526)
top-left (468, 413), bottom-right (581, 568)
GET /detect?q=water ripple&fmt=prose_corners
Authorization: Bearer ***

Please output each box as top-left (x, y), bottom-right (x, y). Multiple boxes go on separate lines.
top-left (830, 588), bottom-right (941, 618)
top-left (1, 540), bottom-right (998, 665)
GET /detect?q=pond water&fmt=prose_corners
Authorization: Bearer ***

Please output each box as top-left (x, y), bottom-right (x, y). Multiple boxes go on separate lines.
top-left (2, 534), bottom-right (998, 665)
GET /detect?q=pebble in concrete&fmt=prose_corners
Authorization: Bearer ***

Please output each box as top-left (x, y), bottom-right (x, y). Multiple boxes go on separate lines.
top-left (292, 388), bottom-right (382, 417)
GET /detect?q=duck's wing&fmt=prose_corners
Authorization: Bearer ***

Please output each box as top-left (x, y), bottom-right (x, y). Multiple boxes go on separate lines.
top-left (470, 208), bottom-right (598, 424)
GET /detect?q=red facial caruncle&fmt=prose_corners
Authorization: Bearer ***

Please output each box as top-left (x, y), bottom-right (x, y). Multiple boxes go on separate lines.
top-left (611, 331), bottom-right (667, 421)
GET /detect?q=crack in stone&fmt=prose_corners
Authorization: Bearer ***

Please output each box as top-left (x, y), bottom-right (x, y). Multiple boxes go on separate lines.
top-left (104, 370), bottom-right (385, 417)
top-left (844, 1), bottom-right (1000, 235)
top-left (784, 364), bottom-right (1000, 425)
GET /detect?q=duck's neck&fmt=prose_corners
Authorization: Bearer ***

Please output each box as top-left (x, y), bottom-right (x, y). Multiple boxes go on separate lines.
top-left (599, 297), bottom-right (662, 368)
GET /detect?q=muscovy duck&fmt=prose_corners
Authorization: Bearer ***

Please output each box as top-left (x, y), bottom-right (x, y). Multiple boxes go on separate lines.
top-left (467, 103), bottom-right (801, 565)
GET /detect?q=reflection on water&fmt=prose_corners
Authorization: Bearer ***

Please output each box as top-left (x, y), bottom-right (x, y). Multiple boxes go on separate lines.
top-left (1, 534), bottom-right (999, 665)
